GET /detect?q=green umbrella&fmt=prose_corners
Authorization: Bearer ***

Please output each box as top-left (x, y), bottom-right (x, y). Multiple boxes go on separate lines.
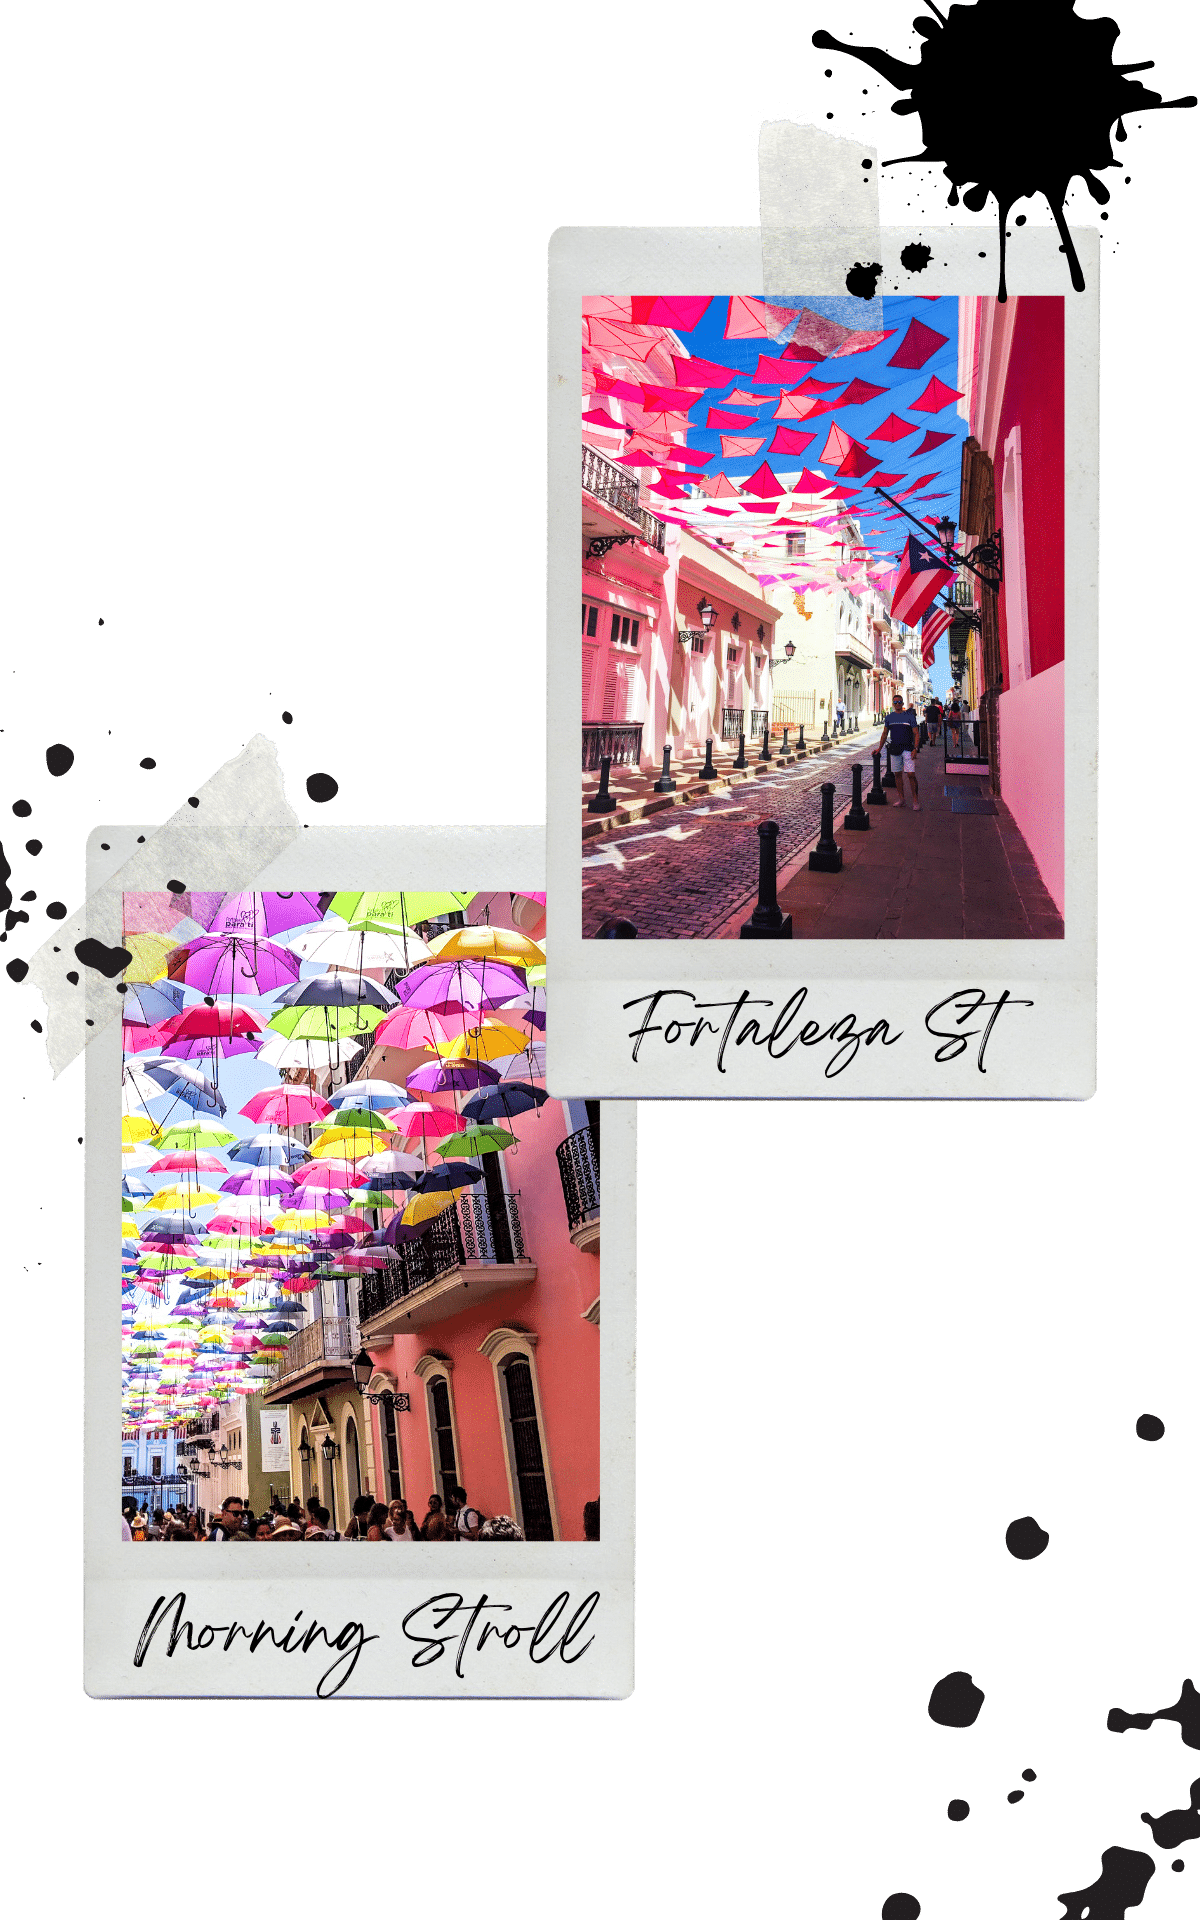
top-left (438, 1125), bottom-right (516, 1158)
top-left (322, 1105), bottom-right (392, 1132)
top-left (266, 1002), bottom-right (386, 1042)
top-left (327, 891), bottom-right (476, 933)
top-left (155, 1123), bottom-right (237, 1151)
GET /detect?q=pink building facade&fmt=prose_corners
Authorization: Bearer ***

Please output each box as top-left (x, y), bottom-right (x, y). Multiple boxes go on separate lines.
top-left (957, 296), bottom-right (1065, 914)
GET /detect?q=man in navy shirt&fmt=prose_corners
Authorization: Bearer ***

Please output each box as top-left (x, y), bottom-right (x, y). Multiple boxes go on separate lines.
top-left (878, 694), bottom-right (920, 810)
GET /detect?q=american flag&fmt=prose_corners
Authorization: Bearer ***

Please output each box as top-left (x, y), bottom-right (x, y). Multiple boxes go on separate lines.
top-left (921, 603), bottom-right (952, 665)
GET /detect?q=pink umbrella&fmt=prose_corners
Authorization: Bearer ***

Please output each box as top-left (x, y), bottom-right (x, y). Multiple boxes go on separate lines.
top-left (386, 1104), bottom-right (470, 1142)
top-left (147, 1151), bottom-right (228, 1174)
top-left (158, 1030), bottom-right (262, 1063)
top-left (240, 1087), bottom-right (332, 1126)
top-left (372, 1005), bottom-right (462, 1050)
top-left (291, 1160), bottom-right (366, 1190)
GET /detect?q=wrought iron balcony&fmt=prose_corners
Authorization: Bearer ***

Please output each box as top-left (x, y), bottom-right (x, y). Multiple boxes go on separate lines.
top-left (721, 705), bottom-right (744, 740)
top-left (272, 1314), bottom-right (360, 1385)
top-left (582, 723), bottom-right (642, 772)
top-left (749, 708), bottom-right (769, 738)
top-left (358, 1192), bottom-right (533, 1334)
top-left (582, 445), bottom-right (665, 552)
top-left (556, 1126), bottom-right (600, 1252)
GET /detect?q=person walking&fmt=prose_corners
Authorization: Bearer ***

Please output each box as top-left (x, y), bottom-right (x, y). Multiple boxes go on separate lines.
top-left (207, 1495), bottom-right (245, 1541)
top-left (121, 1498), bottom-right (136, 1542)
top-left (878, 695), bottom-right (920, 810)
top-left (344, 1493), bottom-right (375, 1540)
top-left (421, 1494), bottom-right (446, 1538)
top-left (835, 697), bottom-right (846, 737)
top-left (448, 1485), bottom-right (485, 1541)
top-left (386, 1500), bottom-right (419, 1541)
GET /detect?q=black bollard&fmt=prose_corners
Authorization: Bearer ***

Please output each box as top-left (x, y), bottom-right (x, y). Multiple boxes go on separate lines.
top-left (843, 763), bottom-right (870, 831)
top-left (781, 726), bottom-right (789, 753)
top-left (587, 754), bottom-right (619, 815)
top-left (866, 748), bottom-right (887, 807)
top-left (733, 730), bottom-right (747, 770)
top-left (594, 916), bottom-right (637, 938)
top-left (740, 820), bottom-right (793, 939)
top-left (808, 782), bottom-right (843, 872)
top-left (882, 754), bottom-right (896, 788)
top-left (821, 719), bottom-right (830, 744)
top-left (797, 724), bottom-right (805, 751)
top-left (853, 714), bottom-right (859, 733)
top-left (700, 737), bottom-right (716, 781)
top-left (653, 746), bottom-right (676, 793)
top-left (759, 723), bottom-right (771, 763)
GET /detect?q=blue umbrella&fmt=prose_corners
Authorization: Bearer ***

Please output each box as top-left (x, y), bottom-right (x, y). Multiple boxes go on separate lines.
top-left (122, 1173), bottom-right (155, 1199)
top-left (229, 1134), bottom-right (307, 1168)
top-left (135, 1058), bottom-right (227, 1117)
top-left (462, 1085), bottom-right (548, 1124)
top-left (327, 1080), bottom-right (411, 1111)
top-left (123, 979), bottom-right (186, 1025)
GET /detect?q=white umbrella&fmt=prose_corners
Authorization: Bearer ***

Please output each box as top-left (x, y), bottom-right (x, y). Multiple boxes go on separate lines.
top-left (288, 918), bottom-right (432, 970)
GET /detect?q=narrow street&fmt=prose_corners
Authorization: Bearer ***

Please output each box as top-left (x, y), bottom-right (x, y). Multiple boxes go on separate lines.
top-left (581, 732), bottom-right (872, 938)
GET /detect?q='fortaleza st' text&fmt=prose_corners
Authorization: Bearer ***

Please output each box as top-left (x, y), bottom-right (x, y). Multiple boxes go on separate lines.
top-left (133, 1589), bottom-right (600, 1697)
top-left (624, 986), bottom-right (1033, 1077)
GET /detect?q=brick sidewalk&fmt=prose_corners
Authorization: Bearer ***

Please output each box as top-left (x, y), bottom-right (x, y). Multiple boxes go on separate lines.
top-left (764, 756), bottom-right (1063, 940)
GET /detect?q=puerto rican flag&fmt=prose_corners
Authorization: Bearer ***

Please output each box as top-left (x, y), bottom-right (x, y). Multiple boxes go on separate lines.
top-left (921, 602), bottom-right (952, 666)
top-left (891, 533), bottom-right (956, 630)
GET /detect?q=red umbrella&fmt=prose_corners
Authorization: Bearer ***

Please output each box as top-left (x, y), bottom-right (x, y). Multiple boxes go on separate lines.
top-left (163, 1004), bottom-right (265, 1041)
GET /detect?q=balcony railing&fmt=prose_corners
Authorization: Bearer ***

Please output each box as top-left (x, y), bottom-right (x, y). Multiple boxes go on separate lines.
top-left (749, 708), bottom-right (769, 738)
top-left (582, 723), bottom-right (642, 772)
top-left (358, 1193), bottom-right (528, 1325)
top-left (556, 1126), bottom-right (600, 1236)
top-left (273, 1314), bottom-right (360, 1384)
top-left (581, 446), bottom-right (665, 551)
top-left (721, 705), bottom-right (744, 740)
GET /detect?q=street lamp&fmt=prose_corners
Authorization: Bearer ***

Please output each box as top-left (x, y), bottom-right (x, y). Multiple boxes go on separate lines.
top-left (698, 597), bottom-right (716, 630)
top-left (320, 1435), bottom-right (340, 1464)
top-left (297, 1438), bottom-right (314, 1466)
top-left (351, 1347), bottom-right (373, 1392)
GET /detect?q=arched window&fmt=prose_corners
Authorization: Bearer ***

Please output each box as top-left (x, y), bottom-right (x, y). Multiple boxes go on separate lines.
top-left (427, 1377), bottom-right (458, 1503)
top-left (478, 1328), bottom-right (559, 1540)
top-left (345, 1414), bottom-right (361, 1509)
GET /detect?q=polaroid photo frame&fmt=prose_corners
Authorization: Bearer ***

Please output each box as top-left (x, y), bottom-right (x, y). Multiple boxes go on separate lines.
top-left (84, 824), bottom-right (634, 1698)
top-left (547, 227), bottom-right (1097, 1100)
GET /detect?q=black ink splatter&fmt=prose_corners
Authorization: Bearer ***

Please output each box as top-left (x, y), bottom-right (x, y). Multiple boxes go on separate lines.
top-left (73, 938), bottom-right (132, 979)
top-left (12, 800), bottom-right (31, 817)
top-left (1023, 1769), bottom-right (1037, 1781)
top-left (282, 711), bottom-right (293, 724)
top-left (6, 958), bottom-right (28, 983)
top-left (1142, 1777), bottom-right (1200, 1850)
top-left (846, 260), bottom-right (884, 298)
top-left (812, 4), bottom-right (1196, 300)
top-left (882, 1898), bottom-right (920, 1920)
top-left (0, 843), bottom-right (9, 916)
top-left (167, 880), bottom-right (186, 893)
top-left (1136, 1413), bottom-right (1165, 1441)
top-left (30, 1019), bottom-right (41, 1033)
top-left (900, 241), bottom-right (932, 272)
top-left (1109, 1681), bottom-right (1200, 1750)
top-left (45, 743), bottom-right (74, 776)
top-left (1008, 1790), bottom-right (1024, 1803)
top-left (928, 1671), bottom-right (985, 1728)
top-left (306, 772), bottom-right (338, 803)
top-left (1006, 1515), bottom-right (1050, 1560)
top-left (20, 889), bottom-right (34, 901)
top-left (1174, 1859), bottom-right (1185, 1870)
top-left (46, 902), bottom-right (67, 919)
top-left (139, 757), bottom-right (156, 770)
top-left (187, 797), bottom-right (199, 808)
top-left (66, 970), bottom-right (79, 986)
top-left (948, 1799), bottom-right (970, 1820)
top-left (25, 840), bottom-right (41, 855)
top-left (1055, 1845), bottom-right (1154, 1917)
top-left (6, 910), bottom-right (29, 931)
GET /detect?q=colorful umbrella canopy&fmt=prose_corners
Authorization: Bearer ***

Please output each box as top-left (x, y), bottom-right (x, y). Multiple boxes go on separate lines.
top-left (438, 1125), bottom-right (516, 1157)
top-left (205, 891), bottom-right (326, 939)
top-left (273, 973), bottom-right (398, 1012)
top-left (394, 961), bottom-right (525, 1015)
top-left (427, 926), bottom-right (544, 968)
top-left (288, 921), bottom-right (433, 970)
top-left (406, 1060), bottom-right (500, 1094)
top-left (266, 1003), bottom-right (386, 1043)
top-left (326, 891), bottom-right (476, 933)
top-left (239, 1087), bottom-right (332, 1127)
top-left (436, 1022), bottom-right (531, 1063)
top-left (166, 934), bottom-right (300, 996)
top-left (462, 1085), bottom-right (548, 1124)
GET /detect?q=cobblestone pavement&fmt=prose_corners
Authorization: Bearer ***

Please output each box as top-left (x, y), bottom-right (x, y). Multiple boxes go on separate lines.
top-left (581, 730), bottom-right (881, 938)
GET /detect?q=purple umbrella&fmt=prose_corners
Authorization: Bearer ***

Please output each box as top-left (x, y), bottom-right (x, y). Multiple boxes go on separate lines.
top-left (206, 891), bottom-right (325, 939)
top-left (395, 960), bottom-right (525, 1015)
top-left (159, 1030), bottom-right (262, 1063)
top-left (406, 1060), bottom-right (500, 1094)
top-left (167, 934), bottom-right (300, 996)
top-left (219, 1170), bottom-right (297, 1199)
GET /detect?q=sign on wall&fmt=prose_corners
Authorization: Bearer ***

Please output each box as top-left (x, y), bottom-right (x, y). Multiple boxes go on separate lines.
top-left (260, 1409), bottom-right (291, 1475)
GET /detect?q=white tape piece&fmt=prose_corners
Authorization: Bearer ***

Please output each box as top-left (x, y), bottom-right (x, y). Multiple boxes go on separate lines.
top-left (759, 121), bottom-right (882, 295)
top-left (29, 732), bottom-right (300, 1076)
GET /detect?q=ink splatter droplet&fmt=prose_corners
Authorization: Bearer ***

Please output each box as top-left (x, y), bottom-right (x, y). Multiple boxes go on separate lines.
top-left (45, 743), bottom-right (74, 776)
top-left (139, 757), bottom-right (156, 770)
top-left (1136, 1413), bottom-right (1165, 1441)
top-left (900, 241), bottom-right (932, 272)
top-left (928, 1671), bottom-right (985, 1728)
top-left (1006, 1515), bottom-right (1050, 1560)
top-left (187, 797), bottom-right (199, 809)
top-left (73, 938), bottom-right (132, 979)
top-left (30, 1019), bottom-right (42, 1033)
top-left (12, 800), bottom-right (31, 817)
top-left (1109, 1680), bottom-right (1200, 1751)
top-left (812, 4), bottom-right (1197, 300)
top-left (882, 1898), bottom-right (920, 1920)
top-left (25, 840), bottom-right (41, 855)
top-left (20, 889), bottom-right (35, 902)
top-left (167, 880), bottom-right (186, 894)
top-left (1055, 1845), bottom-right (1154, 1918)
top-left (282, 711), bottom-right (293, 724)
top-left (846, 260), bottom-right (884, 299)
top-left (6, 958), bottom-right (28, 983)
top-left (1023, 1769), bottom-right (1037, 1782)
top-left (66, 970), bottom-right (79, 985)
top-left (1174, 1859), bottom-right (1185, 1871)
top-left (948, 1799), bottom-right (970, 1821)
top-left (46, 902), bottom-right (67, 920)
top-left (306, 772), bottom-right (338, 803)
top-left (1008, 1790), bottom-right (1024, 1804)
top-left (1141, 1776), bottom-right (1200, 1850)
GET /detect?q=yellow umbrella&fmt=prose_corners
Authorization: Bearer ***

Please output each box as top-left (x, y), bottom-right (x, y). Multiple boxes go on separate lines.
top-left (144, 1185), bottom-right (222, 1210)
top-left (122, 931), bottom-right (180, 983)
top-left (270, 1208), bottom-right (330, 1232)
top-left (122, 1115), bottom-right (161, 1149)
top-left (427, 926), bottom-right (544, 967)
top-left (309, 1126), bottom-right (398, 1159)
top-left (435, 1022), bottom-right (531, 1063)
top-left (401, 1190), bottom-right (457, 1226)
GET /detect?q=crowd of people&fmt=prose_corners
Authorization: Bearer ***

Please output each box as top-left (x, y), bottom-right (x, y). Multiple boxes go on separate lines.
top-left (122, 1490), bottom-right (601, 1543)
